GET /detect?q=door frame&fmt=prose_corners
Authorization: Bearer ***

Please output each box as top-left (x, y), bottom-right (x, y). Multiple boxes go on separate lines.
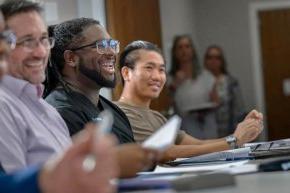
top-left (249, 1), bottom-right (290, 140)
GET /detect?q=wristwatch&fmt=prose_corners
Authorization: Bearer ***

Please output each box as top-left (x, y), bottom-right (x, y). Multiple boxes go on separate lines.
top-left (225, 135), bottom-right (238, 149)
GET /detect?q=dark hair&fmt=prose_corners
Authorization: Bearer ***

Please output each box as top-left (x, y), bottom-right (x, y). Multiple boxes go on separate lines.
top-left (0, 0), bottom-right (43, 20)
top-left (44, 18), bottom-right (100, 97)
top-left (118, 40), bottom-right (163, 84)
top-left (169, 35), bottom-right (199, 79)
top-left (204, 45), bottom-right (228, 75)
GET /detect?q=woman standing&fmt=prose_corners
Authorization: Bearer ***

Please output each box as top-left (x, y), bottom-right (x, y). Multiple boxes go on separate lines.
top-left (168, 35), bottom-right (218, 139)
top-left (204, 45), bottom-right (245, 137)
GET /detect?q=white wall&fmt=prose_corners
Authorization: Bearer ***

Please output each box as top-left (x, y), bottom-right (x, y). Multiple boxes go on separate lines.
top-left (159, 0), bottom-right (198, 71)
top-left (43, 0), bottom-right (78, 24)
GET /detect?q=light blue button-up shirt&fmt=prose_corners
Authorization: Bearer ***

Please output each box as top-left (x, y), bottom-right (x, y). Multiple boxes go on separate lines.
top-left (0, 75), bottom-right (72, 173)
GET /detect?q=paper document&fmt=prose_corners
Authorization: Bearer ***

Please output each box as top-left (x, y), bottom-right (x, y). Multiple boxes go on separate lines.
top-left (142, 115), bottom-right (181, 151)
top-left (167, 147), bottom-right (251, 166)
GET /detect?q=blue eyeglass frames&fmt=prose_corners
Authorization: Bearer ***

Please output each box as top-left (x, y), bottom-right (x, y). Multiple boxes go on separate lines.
top-left (70, 39), bottom-right (120, 54)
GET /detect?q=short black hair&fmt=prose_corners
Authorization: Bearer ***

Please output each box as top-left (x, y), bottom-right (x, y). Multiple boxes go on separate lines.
top-left (0, 0), bottom-right (43, 20)
top-left (118, 40), bottom-right (163, 85)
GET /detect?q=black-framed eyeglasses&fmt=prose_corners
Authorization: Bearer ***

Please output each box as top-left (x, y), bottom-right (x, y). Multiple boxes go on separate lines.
top-left (70, 39), bottom-right (120, 54)
top-left (0, 29), bottom-right (17, 50)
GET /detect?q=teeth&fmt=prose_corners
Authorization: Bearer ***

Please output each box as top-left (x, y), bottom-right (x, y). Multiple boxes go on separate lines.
top-left (102, 62), bottom-right (114, 67)
top-left (26, 62), bottom-right (43, 67)
top-left (26, 64), bottom-right (42, 68)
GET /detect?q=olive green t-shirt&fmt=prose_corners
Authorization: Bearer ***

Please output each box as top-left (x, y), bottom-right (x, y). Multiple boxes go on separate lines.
top-left (114, 101), bottom-right (185, 144)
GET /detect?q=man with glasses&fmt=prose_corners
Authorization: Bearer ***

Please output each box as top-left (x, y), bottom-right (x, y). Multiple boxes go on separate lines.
top-left (0, 0), bottom-right (72, 172)
top-left (45, 18), bottom-right (131, 142)
top-left (0, 2), bottom-right (117, 192)
top-left (45, 18), bottom-right (159, 177)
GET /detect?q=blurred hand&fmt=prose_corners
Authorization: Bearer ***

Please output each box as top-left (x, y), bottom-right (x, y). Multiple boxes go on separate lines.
top-left (115, 144), bottom-right (159, 178)
top-left (39, 124), bottom-right (118, 193)
top-left (158, 149), bottom-right (176, 163)
top-left (233, 118), bottom-right (263, 146)
top-left (175, 70), bottom-right (187, 85)
top-left (209, 81), bottom-right (220, 105)
top-left (245, 109), bottom-right (263, 122)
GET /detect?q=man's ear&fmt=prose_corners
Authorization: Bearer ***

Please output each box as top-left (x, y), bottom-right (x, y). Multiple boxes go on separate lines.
top-left (121, 66), bottom-right (132, 82)
top-left (64, 50), bottom-right (78, 67)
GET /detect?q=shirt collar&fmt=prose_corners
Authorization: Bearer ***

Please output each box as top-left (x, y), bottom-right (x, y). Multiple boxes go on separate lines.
top-left (2, 75), bottom-right (44, 98)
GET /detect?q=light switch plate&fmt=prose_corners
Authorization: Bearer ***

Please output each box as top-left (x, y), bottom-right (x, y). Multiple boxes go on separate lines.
top-left (283, 78), bottom-right (290, 96)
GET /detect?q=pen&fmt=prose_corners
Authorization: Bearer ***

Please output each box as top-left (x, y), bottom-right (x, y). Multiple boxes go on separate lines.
top-left (82, 110), bottom-right (114, 172)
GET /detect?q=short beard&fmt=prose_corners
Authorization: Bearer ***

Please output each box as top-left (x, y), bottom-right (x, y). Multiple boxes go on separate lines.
top-left (78, 61), bottom-right (116, 88)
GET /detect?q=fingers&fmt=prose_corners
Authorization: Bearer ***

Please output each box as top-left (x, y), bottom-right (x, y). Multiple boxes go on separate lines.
top-left (142, 149), bottom-right (159, 170)
top-left (245, 109), bottom-right (259, 119)
top-left (245, 109), bottom-right (264, 123)
top-left (235, 118), bottom-right (263, 145)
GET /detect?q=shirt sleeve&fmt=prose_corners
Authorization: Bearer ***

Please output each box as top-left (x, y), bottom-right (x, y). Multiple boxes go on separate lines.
top-left (0, 165), bottom-right (41, 193)
top-left (0, 101), bottom-right (27, 173)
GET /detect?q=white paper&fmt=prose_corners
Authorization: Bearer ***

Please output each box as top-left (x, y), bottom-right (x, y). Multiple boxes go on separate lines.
top-left (139, 160), bottom-right (248, 175)
top-left (142, 115), bottom-right (181, 151)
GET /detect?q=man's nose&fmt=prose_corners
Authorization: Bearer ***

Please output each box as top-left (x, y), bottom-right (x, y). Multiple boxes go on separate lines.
top-left (31, 42), bottom-right (48, 58)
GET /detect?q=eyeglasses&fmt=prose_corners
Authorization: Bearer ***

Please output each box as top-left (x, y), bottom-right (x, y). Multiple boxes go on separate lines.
top-left (0, 29), bottom-right (17, 50)
top-left (70, 39), bottom-right (120, 54)
top-left (16, 36), bottom-right (55, 52)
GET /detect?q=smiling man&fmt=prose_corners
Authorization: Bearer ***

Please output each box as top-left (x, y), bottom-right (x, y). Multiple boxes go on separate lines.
top-left (115, 40), bottom-right (264, 159)
top-left (45, 18), bottom-right (159, 177)
top-left (45, 18), bottom-right (133, 143)
top-left (0, 0), bottom-right (72, 172)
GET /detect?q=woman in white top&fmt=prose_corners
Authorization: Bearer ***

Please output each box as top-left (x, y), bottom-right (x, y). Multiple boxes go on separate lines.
top-left (168, 35), bottom-right (218, 139)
